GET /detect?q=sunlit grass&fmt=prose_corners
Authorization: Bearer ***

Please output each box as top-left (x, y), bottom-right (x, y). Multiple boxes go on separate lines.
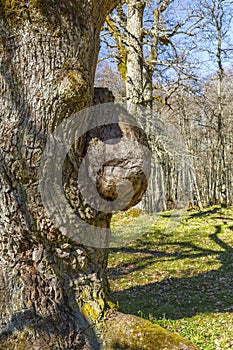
top-left (108, 205), bottom-right (233, 349)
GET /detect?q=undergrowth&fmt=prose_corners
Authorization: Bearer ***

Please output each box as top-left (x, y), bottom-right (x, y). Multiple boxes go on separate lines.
top-left (109, 205), bottom-right (233, 349)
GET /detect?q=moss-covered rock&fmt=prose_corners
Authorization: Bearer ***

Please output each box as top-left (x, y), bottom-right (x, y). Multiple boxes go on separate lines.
top-left (102, 311), bottom-right (198, 350)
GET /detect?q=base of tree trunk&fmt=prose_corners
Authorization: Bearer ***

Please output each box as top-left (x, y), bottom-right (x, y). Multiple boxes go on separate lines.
top-left (102, 311), bottom-right (198, 350)
top-left (0, 310), bottom-right (198, 349)
top-left (0, 332), bottom-right (88, 350)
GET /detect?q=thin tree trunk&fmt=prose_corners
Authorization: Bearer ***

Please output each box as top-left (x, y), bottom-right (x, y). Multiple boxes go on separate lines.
top-left (126, 0), bottom-right (145, 113)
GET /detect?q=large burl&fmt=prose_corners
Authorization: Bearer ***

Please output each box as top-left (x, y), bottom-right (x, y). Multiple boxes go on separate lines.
top-left (80, 89), bottom-right (151, 214)
top-left (47, 89), bottom-right (150, 248)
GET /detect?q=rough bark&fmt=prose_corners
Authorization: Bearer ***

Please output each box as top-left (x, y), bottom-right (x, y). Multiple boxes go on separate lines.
top-left (0, 2), bottom-right (149, 349)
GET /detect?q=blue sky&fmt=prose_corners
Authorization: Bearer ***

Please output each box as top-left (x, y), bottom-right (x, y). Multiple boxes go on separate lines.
top-left (98, 0), bottom-right (233, 82)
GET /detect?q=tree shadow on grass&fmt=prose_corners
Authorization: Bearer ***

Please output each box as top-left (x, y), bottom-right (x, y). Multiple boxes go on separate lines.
top-left (186, 206), bottom-right (224, 220)
top-left (109, 225), bottom-right (233, 320)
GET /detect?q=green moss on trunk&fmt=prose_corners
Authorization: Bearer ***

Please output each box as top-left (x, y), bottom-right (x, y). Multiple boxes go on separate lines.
top-left (103, 311), bottom-right (198, 350)
top-left (0, 0), bottom-right (87, 28)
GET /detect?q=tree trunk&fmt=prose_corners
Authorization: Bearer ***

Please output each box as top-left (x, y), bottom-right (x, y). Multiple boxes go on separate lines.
top-left (0, 2), bottom-right (143, 349)
top-left (126, 0), bottom-right (145, 113)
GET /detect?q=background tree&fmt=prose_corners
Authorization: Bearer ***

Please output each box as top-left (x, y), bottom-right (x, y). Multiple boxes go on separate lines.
top-left (168, 0), bottom-right (233, 207)
top-left (99, 0), bottom-right (201, 212)
top-left (98, 0), bottom-right (233, 211)
top-left (196, 0), bottom-right (233, 205)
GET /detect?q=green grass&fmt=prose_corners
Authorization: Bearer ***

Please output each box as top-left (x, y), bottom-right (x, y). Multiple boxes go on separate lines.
top-left (108, 205), bottom-right (233, 349)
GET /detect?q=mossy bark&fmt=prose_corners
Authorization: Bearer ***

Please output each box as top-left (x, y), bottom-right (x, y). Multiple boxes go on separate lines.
top-left (102, 311), bottom-right (198, 350)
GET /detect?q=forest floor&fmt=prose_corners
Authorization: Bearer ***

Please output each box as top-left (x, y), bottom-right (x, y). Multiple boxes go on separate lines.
top-left (108, 205), bottom-right (233, 350)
